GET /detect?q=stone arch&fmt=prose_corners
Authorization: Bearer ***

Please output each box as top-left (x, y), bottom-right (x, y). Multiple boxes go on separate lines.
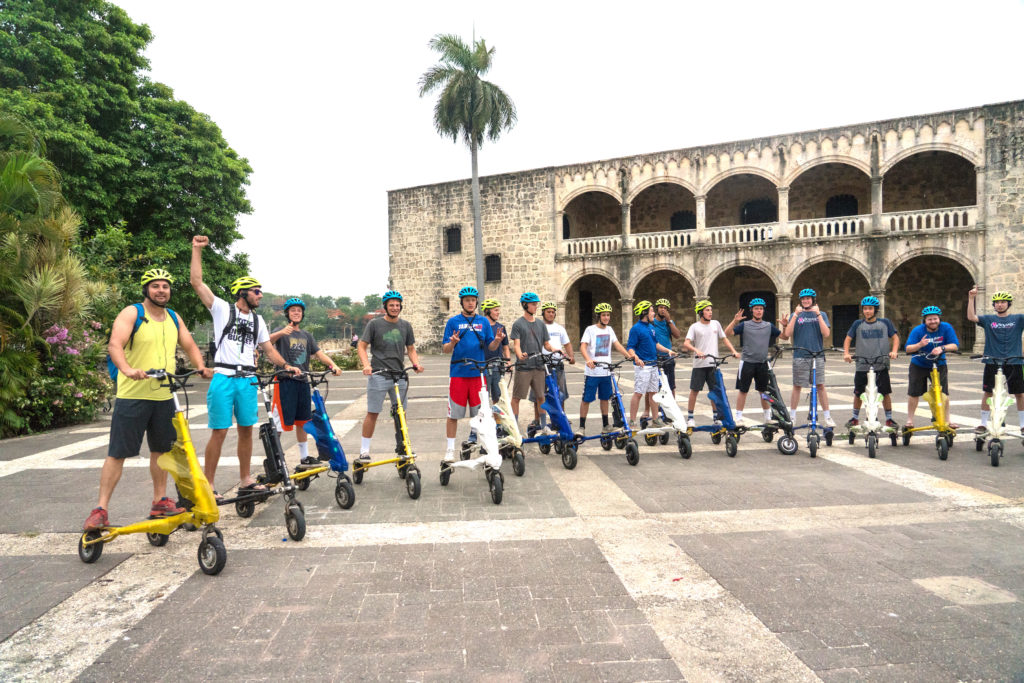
top-left (631, 268), bottom-right (699, 341)
top-left (702, 259), bottom-right (783, 295)
top-left (628, 181), bottom-right (698, 235)
top-left (562, 272), bottom-right (625, 342)
top-left (880, 143), bottom-right (980, 175)
top-left (559, 266), bottom-right (624, 303)
top-left (561, 190), bottom-right (622, 240)
top-left (882, 253), bottom-right (977, 351)
top-left (789, 260), bottom-right (873, 342)
top-left (783, 253), bottom-right (873, 292)
top-left (628, 263), bottom-right (699, 300)
top-left (788, 161), bottom-right (872, 221)
top-left (558, 184), bottom-right (621, 211)
top-left (701, 166), bottom-right (780, 195)
top-left (625, 177), bottom-right (699, 203)
top-left (881, 246), bottom-right (979, 289)
top-left (783, 156), bottom-right (871, 187)
top-left (707, 265), bottom-right (780, 327)
top-left (881, 149), bottom-right (977, 213)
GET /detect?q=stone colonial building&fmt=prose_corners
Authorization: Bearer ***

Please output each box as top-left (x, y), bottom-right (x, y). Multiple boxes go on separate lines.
top-left (388, 100), bottom-right (1024, 352)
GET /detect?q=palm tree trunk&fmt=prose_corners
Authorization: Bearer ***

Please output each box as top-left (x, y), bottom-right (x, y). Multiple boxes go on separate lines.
top-left (471, 139), bottom-right (485, 295)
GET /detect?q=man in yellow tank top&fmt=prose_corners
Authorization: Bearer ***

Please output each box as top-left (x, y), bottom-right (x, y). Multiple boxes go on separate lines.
top-left (83, 269), bottom-right (212, 531)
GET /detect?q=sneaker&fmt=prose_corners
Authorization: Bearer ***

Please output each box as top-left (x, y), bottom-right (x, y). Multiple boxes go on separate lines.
top-left (444, 449), bottom-right (456, 463)
top-left (885, 419), bottom-right (898, 429)
top-left (974, 425), bottom-right (987, 435)
top-left (356, 452), bottom-right (371, 464)
top-left (83, 507), bottom-right (108, 531)
top-left (650, 417), bottom-right (666, 428)
top-left (467, 432), bottom-right (478, 444)
top-left (824, 416), bottom-right (836, 428)
top-left (601, 424), bottom-right (614, 434)
top-left (297, 456), bottom-right (321, 470)
top-left (686, 418), bottom-right (696, 429)
top-left (149, 497), bottom-right (185, 518)
top-left (845, 418), bottom-right (859, 428)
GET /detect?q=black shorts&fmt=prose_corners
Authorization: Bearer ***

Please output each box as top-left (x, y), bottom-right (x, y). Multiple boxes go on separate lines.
top-left (982, 364), bottom-right (1024, 394)
top-left (689, 366), bottom-right (719, 392)
top-left (277, 377), bottom-right (312, 426)
top-left (854, 369), bottom-right (892, 397)
top-left (907, 363), bottom-right (948, 398)
top-left (658, 356), bottom-right (676, 391)
top-left (736, 361), bottom-right (771, 393)
top-left (108, 398), bottom-right (176, 459)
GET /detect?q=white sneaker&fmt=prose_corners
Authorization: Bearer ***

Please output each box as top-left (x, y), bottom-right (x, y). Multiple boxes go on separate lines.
top-left (356, 452), bottom-right (371, 464)
top-left (686, 418), bottom-right (696, 429)
top-left (824, 416), bottom-right (836, 428)
top-left (444, 449), bottom-right (456, 463)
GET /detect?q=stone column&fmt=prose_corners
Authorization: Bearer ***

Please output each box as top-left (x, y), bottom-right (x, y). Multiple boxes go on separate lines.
top-left (870, 176), bottom-right (883, 233)
top-left (776, 291), bottom-right (792, 336)
top-left (555, 210), bottom-right (565, 255)
top-left (620, 202), bottom-right (631, 250)
top-left (975, 166), bottom-right (986, 226)
top-left (620, 298), bottom-right (634, 338)
top-left (695, 194), bottom-right (707, 244)
top-left (870, 290), bottom-right (886, 319)
top-left (777, 186), bottom-right (790, 240)
top-left (556, 300), bottom-right (567, 327)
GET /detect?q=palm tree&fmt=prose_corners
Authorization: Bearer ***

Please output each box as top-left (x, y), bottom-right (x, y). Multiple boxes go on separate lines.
top-left (419, 33), bottom-right (517, 294)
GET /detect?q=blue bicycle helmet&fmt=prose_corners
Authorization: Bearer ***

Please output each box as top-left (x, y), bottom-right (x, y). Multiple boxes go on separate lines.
top-left (520, 292), bottom-right (540, 304)
top-left (921, 305), bottom-right (942, 317)
top-left (799, 288), bottom-right (817, 298)
top-left (458, 286), bottom-right (478, 299)
top-left (749, 298), bottom-right (767, 307)
top-left (284, 297), bottom-right (305, 311)
top-left (860, 296), bottom-right (880, 307)
top-left (382, 290), bottom-right (403, 304)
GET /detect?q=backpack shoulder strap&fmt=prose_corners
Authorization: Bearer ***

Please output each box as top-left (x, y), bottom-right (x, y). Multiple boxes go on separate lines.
top-left (217, 304), bottom-right (237, 351)
top-left (167, 308), bottom-right (180, 329)
top-left (127, 303), bottom-right (146, 349)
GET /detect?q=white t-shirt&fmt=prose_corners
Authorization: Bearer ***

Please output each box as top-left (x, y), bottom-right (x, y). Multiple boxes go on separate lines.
top-left (580, 324), bottom-right (618, 377)
top-left (685, 320), bottom-right (725, 369)
top-left (542, 322), bottom-right (570, 356)
top-left (210, 296), bottom-right (270, 375)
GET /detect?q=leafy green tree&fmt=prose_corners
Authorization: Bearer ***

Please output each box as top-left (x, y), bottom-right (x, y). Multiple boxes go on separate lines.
top-left (419, 34), bottom-right (516, 295)
top-left (0, 0), bottom-right (252, 324)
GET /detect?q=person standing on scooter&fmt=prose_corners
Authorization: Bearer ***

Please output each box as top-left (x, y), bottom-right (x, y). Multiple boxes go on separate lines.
top-left (480, 299), bottom-right (511, 404)
top-left (511, 292), bottom-right (556, 434)
top-left (580, 303), bottom-right (636, 435)
top-left (357, 290), bottom-right (423, 464)
top-left (782, 288), bottom-right (834, 428)
top-left (268, 297), bottom-right (342, 470)
top-left (627, 300), bottom-right (677, 427)
top-left (84, 269), bottom-right (214, 531)
top-left (842, 296), bottom-right (899, 430)
top-left (904, 306), bottom-right (958, 429)
top-left (682, 300), bottom-right (741, 428)
top-left (442, 287), bottom-right (503, 463)
top-left (651, 299), bottom-right (682, 396)
top-left (968, 288), bottom-right (1024, 436)
top-left (535, 302), bottom-right (575, 428)
top-left (724, 298), bottom-right (783, 426)
top-left (190, 236), bottom-right (300, 499)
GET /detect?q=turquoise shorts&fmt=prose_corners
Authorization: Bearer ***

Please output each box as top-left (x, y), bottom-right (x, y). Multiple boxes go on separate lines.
top-left (207, 373), bottom-right (258, 429)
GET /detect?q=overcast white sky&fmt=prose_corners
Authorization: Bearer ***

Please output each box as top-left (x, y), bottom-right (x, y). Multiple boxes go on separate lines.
top-left (114, 0), bottom-right (1024, 299)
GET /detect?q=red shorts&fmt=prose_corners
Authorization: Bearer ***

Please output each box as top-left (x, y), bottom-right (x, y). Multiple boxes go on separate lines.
top-left (448, 376), bottom-right (483, 419)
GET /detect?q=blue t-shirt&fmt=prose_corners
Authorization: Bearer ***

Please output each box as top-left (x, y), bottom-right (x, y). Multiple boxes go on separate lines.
top-left (651, 318), bottom-right (674, 353)
top-left (906, 322), bottom-right (959, 368)
top-left (484, 320), bottom-right (509, 361)
top-left (627, 320), bottom-right (659, 363)
top-left (443, 314), bottom-right (495, 378)
top-left (977, 313), bottom-right (1024, 365)
top-left (788, 310), bottom-right (830, 358)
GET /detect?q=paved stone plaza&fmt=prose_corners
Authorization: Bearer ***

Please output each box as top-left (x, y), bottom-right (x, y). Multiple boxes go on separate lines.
top-left (1, 354), bottom-right (1023, 682)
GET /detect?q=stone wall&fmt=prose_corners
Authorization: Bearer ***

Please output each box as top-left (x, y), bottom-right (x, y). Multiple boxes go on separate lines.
top-left (631, 183), bottom-right (696, 234)
top-left (982, 102), bottom-right (1024, 323)
top-left (883, 256), bottom-right (975, 350)
top-left (789, 163), bottom-right (871, 220)
top-left (882, 152), bottom-right (976, 212)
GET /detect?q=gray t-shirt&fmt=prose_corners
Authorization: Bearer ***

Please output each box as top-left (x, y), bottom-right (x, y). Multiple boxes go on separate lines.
top-left (789, 310), bottom-right (830, 358)
top-left (361, 317), bottom-right (415, 373)
top-left (510, 316), bottom-right (550, 370)
top-left (847, 318), bottom-right (896, 371)
top-left (733, 320), bottom-right (781, 363)
top-left (274, 328), bottom-right (319, 372)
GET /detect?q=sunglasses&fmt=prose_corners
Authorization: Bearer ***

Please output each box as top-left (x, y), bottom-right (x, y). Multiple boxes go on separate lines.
top-left (248, 288), bottom-right (262, 295)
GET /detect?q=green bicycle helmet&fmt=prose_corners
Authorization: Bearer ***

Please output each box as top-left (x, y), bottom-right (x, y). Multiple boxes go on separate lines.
top-left (992, 291), bottom-right (1013, 302)
top-left (230, 276), bottom-right (262, 297)
top-left (541, 301), bottom-right (557, 311)
top-left (694, 299), bottom-right (712, 314)
top-left (634, 300), bottom-right (653, 316)
top-left (480, 298), bottom-right (501, 312)
top-left (655, 298), bottom-right (671, 308)
top-left (141, 268), bottom-right (174, 286)
top-left (594, 302), bottom-right (613, 314)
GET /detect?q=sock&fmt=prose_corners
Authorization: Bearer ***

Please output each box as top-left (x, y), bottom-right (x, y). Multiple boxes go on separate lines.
top-left (602, 414), bottom-right (609, 427)
top-left (764, 409), bottom-right (772, 421)
top-left (981, 410), bottom-right (990, 427)
top-left (792, 408), bottom-right (800, 423)
top-left (852, 409), bottom-right (860, 419)
top-left (885, 410), bottom-right (893, 420)
top-left (298, 441), bottom-right (309, 459)
top-left (1018, 413), bottom-right (1024, 428)
top-left (446, 437), bottom-right (455, 450)
top-left (539, 412), bottom-right (547, 429)
top-left (360, 437), bottom-right (371, 454)
top-left (579, 416), bottom-right (586, 429)
top-left (823, 410), bottom-right (832, 420)
top-left (735, 410), bottom-right (743, 420)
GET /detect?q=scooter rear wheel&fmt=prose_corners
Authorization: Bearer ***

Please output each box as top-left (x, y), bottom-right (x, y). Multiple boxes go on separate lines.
top-left (848, 432), bottom-right (856, 445)
top-left (439, 462), bottom-right (451, 486)
top-left (600, 436), bottom-right (613, 451)
top-left (147, 532), bottom-right (169, 547)
top-left (902, 431), bottom-right (911, 446)
top-left (235, 500), bottom-right (255, 518)
top-left (539, 443), bottom-right (551, 455)
top-left (824, 430), bottom-right (834, 447)
top-left (711, 432), bottom-right (722, 445)
top-left (644, 432), bottom-right (657, 446)
top-left (725, 435), bottom-right (738, 458)
top-left (890, 432), bottom-right (898, 447)
top-left (353, 467), bottom-right (364, 485)
top-left (659, 432), bottom-right (670, 445)
top-left (78, 531), bottom-right (103, 563)
top-left (762, 429), bottom-right (775, 443)
top-left (975, 438), bottom-right (985, 452)
top-left (296, 476), bottom-right (311, 491)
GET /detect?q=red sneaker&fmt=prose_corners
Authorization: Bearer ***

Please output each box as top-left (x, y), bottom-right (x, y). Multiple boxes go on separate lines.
top-left (885, 419), bottom-right (898, 429)
top-left (149, 497), bottom-right (185, 518)
top-left (83, 507), bottom-right (108, 531)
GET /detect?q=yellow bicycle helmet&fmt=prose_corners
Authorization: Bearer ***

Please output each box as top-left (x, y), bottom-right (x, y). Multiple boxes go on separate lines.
top-left (992, 291), bottom-right (1013, 302)
top-left (540, 301), bottom-right (557, 311)
top-left (634, 300), bottom-right (652, 316)
top-left (230, 276), bottom-right (262, 297)
top-left (655, 298), bottom-right (670, 308)
top-left (594, 302), bottom-right (613, 314)
top-left (140, 268), bottom-right (174, 285)
top-left (480, 298), bottom-right (501, 311)
top-left (695, 299), bottom-right (712, 314)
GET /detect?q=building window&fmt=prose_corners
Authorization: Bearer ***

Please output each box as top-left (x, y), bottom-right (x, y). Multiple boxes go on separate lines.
top-left (440, 297), bottom-right (450, 312)
top-left (444, 225), bottom-right (461, 254)
top-left (485, 254), bottom-right (502, 282)
top-left (670, 210), bottom-right (696, 231)
top-left (740, 198), bottom-right (777, 225)
top-left (562, 214), bottom-right (570, 239)
top-left (825, 194), bottom-right (858, 218)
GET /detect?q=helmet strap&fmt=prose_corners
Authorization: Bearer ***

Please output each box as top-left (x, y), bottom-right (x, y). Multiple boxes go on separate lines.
top-left (142, 283), bottom-right (168, 308)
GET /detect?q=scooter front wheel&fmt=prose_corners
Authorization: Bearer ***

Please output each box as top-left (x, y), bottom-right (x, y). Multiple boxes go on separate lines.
top-left (78, 531), bottom-right (104, 563)
top-left (489, 470), bottom-right (503, 505)
top-left (197, 536), bottom-right (227, 575)
top-left (512, 449), bottom-right (526, 476)
top-left (335, 478), bottom-right (355, 509)
top-left (866, 433), bottom-right (877, 459)
top-left (808, 434), bottom-right (819, 458)
top-left (989, 440), bottom-right (1001, 467)
top-left (936, 436), bottom-right (949, 461)
top-left (625, 440), bottom-right (640, 466)
top-left (677, 433), bottom-right (692, 459)
top-left (561, 444), bottom-right (578, 470)
top-left (405, 469), bottom-right (421, 500)
top-left (777, 436), bottom-right (798, 456)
